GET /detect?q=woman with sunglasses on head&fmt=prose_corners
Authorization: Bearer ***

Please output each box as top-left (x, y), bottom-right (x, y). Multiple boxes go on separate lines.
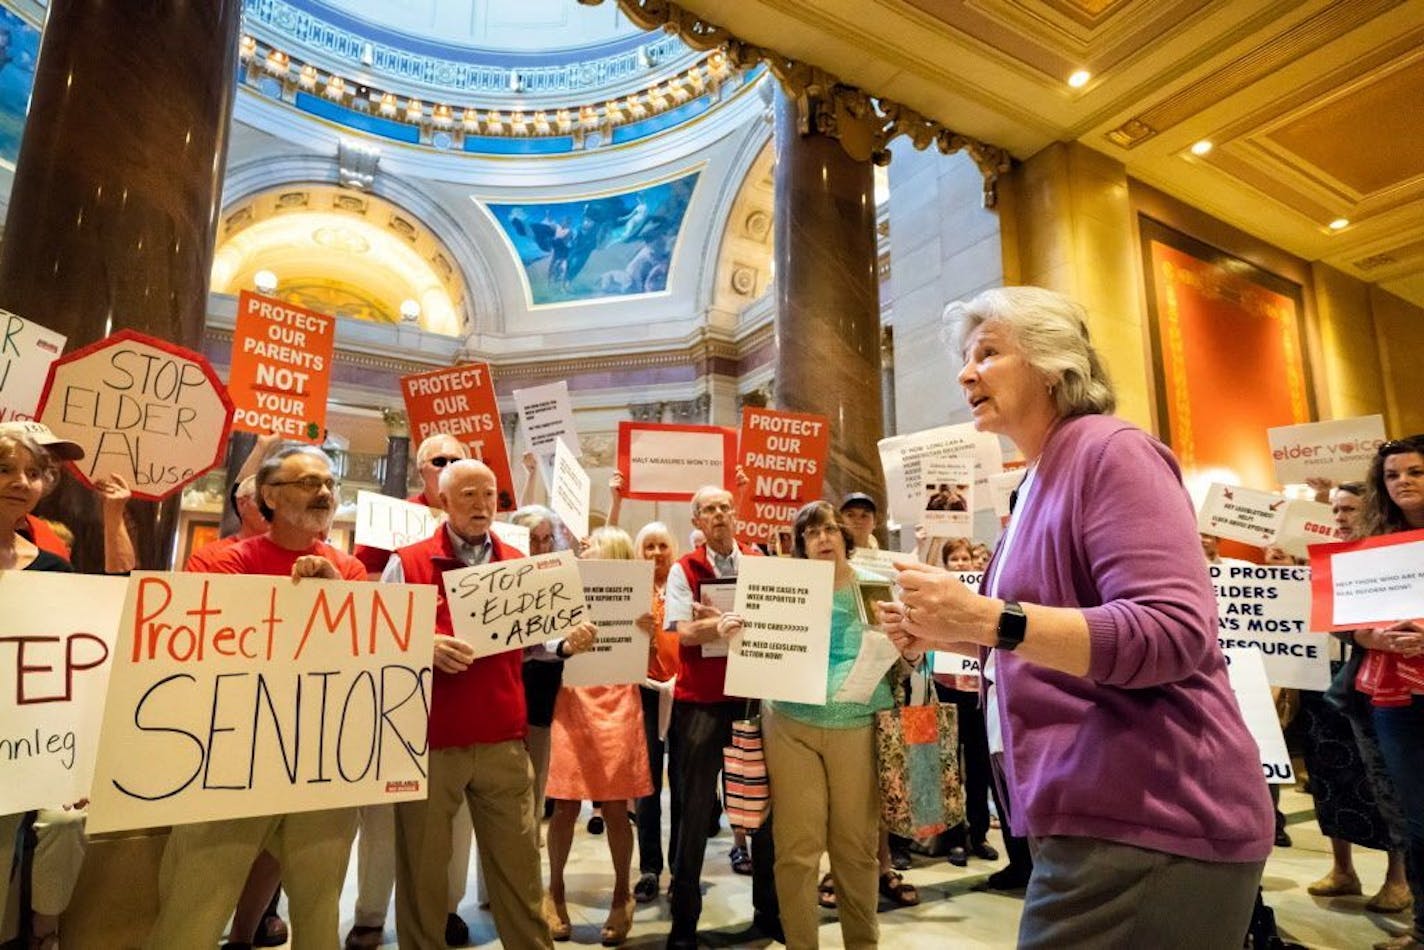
top-left (1347, 437), bottom-right (1424, 950)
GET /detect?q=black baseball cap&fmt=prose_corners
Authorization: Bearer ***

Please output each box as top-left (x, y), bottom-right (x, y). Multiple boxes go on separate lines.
top-left (840, 492), bottom-right (877, 514)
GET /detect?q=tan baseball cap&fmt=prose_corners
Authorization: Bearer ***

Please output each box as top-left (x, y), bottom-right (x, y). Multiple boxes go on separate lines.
top-left (0, 420), bottom-right (86, 461)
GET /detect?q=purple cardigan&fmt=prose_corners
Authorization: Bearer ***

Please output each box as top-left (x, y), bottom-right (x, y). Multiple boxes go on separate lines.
top-left (987, 414), bottom-right (1274, 863)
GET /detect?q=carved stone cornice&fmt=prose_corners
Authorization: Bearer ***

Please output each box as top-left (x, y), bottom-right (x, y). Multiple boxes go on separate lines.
top-left (381, 407), bottom-right (409, 437)
top-left (581, 0), bottom-right (1013, 204)
top-left (628, 402), bottom-right (666, 422)
top-left (667, 393), bottom-right (711, 423)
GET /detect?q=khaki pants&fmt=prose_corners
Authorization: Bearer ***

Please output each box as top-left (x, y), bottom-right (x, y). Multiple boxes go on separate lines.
top-left (32, 809), bottom-right (87, 916)
top-left (353, 801), bottom-right (473, 927)
top-left (395, 740), bottom-right (551, 950)
top-left (763, 708), bottom-right (879, 950)
top-left (145, 808), bottom-right (357, 950)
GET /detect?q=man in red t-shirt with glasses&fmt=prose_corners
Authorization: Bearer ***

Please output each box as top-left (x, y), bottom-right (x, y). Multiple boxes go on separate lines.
top-left (144, 446), bottom-right (367, 950)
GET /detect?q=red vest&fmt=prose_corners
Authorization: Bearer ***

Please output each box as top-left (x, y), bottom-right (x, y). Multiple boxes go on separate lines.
top-left (674, 541), bottom-right (760, 704)
top-left (397, 526), bottom-right (528, 749)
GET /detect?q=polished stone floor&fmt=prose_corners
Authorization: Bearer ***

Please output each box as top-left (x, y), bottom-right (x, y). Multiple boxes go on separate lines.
top-left (330, 786), bottom-right (1413, 949)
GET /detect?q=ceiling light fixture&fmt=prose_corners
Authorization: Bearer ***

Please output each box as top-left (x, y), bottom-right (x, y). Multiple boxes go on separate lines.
top-left (1190, 139), bottom-right (1213, 156)
top-left (1067, 69), bottom-right (1091, 88)
top-left (1328, 218), bottom-right (1350, 231)
top-left (254, 270), bottom-right (278, 294)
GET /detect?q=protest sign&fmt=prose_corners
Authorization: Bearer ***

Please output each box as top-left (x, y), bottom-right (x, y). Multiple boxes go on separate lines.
top-left (36, 330), bottom-right (234, 501)
top-left (562, 559), bottom-right (654, 688)
top-left (550, 438), bottom-right (591, 541)
top-left (1308, 528), bottom-right (1424, 631)
top-left (932, 652), bottom-right (982, 676)
top-left (1196, 483), bottom-right (1286, 546)
top-left (443, 550), bottom-right (588, 658)
top-left (724, 557), bottom-right (833, 705)
top-left (1210, 564), bottom-right (1328, 690)
top-left (355, 491), bottom-right (444, 553)
top-left (490, 520), bottom-right (530, 555)
top-left (849, 548), bottom-right (914, 580)
top-left (1268, 415), bottom-right (1385, 485)
top-left (228, 291), bottom-right (335, 443)
top-left (513, 381), bottom-right (578, 465)
top-left (1273, 498), bottom-right (1338, 559)
top-left (0, 309), bottom-right (65, 424)
top-left (0, 572), bottom-right (126, 814)
top-left (736, 407), bottom-right (830, 544)
top-left (1222, 647), bottom-right (1295, 784)
top-left (401, 362), bottom-right (515, 510)
top-left (86, 573), bottom-right (437, 833)
top-left (878, 424), bottom-right (998, 529)
top-left (616, 421), bottom-right (737, 501)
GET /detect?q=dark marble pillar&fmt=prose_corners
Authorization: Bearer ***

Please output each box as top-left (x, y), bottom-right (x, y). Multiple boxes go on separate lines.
top-left (383, 436), bottom-right (411, 498)
top-left (772, 89), bottom-right (885, 507)
top-left (217, 431), bottom-right (257, 538)
top-left (0, 0), bottom-right (243, 571)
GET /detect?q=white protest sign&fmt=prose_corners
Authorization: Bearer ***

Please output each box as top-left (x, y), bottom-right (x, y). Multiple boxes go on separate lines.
top-left (0, 309), bottom-right (66, 424)
top-left (617, 421), bottom-right (736, 501)
top-left (513, 380), bottom-right (579, 465)
top-left (1269, 415), bottom-right (1385, 484)
top-left (1196, 483), bottom-right (1286, 546)
top-left (1273, 498), bottom-right (1338, 559)
top-left (1211, 564), bottom-right (1328, 690)
top-left (849, 548), bottom-right (915, 580)
top-left (1222, 647), bottom-right (1295, 784)
top-left (988, 469), bottom-right (1021, 519)
top-left (563, 559), bottom-right (654, 688)
top-left (87, 573), bottom-right (437, 833)
top-left (490, 520), bottom-right (530, 555)
top-left (932, 652), bottom-right (982, 676)
top-left (443, 551), bottom-right (588, 658)
top-left (724, 557), bottom-right (833, 705)
top-left (550, 438), bottom-right (591, 541)
top-left (1319, 535), bottom-right (1424, 630)
top-left (354, 491), bottom-right (445, 552)
top-left (878, 423), bottom-right (1000, 528)
top-left (0, 572), bottom-right (126, 814)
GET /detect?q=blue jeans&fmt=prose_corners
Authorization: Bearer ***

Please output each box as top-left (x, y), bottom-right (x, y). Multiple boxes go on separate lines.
top-left (1372, 695), bottom-right (1424, 939)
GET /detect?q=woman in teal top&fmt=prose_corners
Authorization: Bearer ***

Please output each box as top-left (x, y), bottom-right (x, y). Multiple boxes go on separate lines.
top-left (724, 499), bottom-right (907, 949)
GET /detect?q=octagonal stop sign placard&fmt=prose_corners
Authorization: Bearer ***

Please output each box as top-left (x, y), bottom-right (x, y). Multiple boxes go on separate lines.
top-left (36, 329), bottom-right (234, 501)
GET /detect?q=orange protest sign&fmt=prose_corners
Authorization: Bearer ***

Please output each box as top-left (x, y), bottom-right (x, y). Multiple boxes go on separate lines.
top-left (737, 406), bottom-right (830, 544)
top-left (400, 362), bottom-right (515, 510)
top-left (228, 291), bottom-right (335, 443)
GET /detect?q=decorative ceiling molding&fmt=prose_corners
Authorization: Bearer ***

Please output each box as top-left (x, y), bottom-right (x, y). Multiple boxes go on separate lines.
top-left (1105, 0), bottom-right (1405, 148)
top-left (579, 0), bottom-right (1014, 205)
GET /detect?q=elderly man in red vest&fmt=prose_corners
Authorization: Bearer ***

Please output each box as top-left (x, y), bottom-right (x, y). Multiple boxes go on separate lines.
top-left (384, 458), bottom-right (594, 949)
top-left (664, 484), bottom-right (781, 948)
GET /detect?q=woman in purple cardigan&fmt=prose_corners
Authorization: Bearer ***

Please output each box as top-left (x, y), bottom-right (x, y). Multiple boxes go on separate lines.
top-left (882, 287), bottom-right (1274, 948)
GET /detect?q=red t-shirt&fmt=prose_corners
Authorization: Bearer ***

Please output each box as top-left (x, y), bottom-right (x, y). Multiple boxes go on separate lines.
top-left (184, 534), bottom-right (242, 573)
top-left (200, 534), bottom-right (368, 581)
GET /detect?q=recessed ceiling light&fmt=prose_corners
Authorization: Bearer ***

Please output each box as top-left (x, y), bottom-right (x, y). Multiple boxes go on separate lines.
top-left (1067, 69), bottom-right (1091, 88)
top-left (1190, 139), bottom-right (1213, 156)
top-left (1328, 218), bottom-right (1350, 231)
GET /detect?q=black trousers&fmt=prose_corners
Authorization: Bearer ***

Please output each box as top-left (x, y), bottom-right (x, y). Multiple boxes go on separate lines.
top-left (668, 700), bottom-right (778, 940)
top-left (939, 684), bottom-right (992, 845)
top-left (636, 685), bottom-right (680, 875)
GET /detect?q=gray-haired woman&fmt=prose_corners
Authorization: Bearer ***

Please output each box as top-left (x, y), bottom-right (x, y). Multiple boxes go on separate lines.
top-left (882, 286), bottom-right (1273, 948)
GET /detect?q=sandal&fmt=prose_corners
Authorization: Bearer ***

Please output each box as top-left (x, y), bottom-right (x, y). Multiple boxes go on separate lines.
top-left (880, 870), bottom-right (920, 907)
top-left (728, 845), bottom-right (753, 875)
top-left (817, 872), bottom-right (837, 909)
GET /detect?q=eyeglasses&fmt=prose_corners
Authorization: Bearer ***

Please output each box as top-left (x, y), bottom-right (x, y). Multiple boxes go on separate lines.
top-left (267, 476), bottom-right (337, 492)
top-left (425, 456), bottom-right (463, 468)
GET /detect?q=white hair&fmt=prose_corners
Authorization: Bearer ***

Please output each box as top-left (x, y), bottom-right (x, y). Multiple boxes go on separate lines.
top-left (436, 458), bottom-right (493, 495)
top-left (942, 286), bottom-right (1116, 417)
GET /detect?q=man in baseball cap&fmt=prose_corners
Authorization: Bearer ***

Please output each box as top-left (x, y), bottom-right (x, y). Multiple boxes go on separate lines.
top-left (0, 420), bottom-right (85, 461)
top-left (838, 492), bottom-right (880, 550)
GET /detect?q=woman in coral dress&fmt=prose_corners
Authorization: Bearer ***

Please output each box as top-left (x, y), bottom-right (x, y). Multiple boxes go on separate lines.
top-left (545, 526), bottom-right (654, 945)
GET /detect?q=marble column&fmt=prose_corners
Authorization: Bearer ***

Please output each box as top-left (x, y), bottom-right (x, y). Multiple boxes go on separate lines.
top-left (772, 88), bottom-right (885, 507)
top-left (382, 408), bottom-right (412, 498)
top-left (0, 0), bottom-right (243, 571)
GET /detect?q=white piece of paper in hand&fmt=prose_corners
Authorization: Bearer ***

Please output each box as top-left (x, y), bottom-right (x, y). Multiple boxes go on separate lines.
top-left (833, 630), bottom-right (902, 703)
top-left (723, 557), bottom-right (834, 705)
top-left (1223, 647), bottom-right (1295, 785)
top-left (513, 380), bottom-right (579, 464)
top-left (563, 559), bottom-right (654, 687)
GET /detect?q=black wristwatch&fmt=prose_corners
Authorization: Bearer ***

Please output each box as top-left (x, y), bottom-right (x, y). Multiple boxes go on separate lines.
top-left (996, 601), bottom-right (1027, 651)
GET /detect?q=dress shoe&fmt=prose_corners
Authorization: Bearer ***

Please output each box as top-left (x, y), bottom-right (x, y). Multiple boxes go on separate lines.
top-left (445, 912), bottom-right (469, 947)
top-left (752, 913), bottom-right (785, 944)
top-left (634, 871), bottom-right (660, 903)
top-left (601, 897), bottom-right (635, 946)
top-left (947, 846), bottom-right (968, 867)
top-left (1366, 882), bottom-right (1414, 914)
top-left (543, 894), bottom-right (572, 942)
top-left (970, 841), bottom-right (1000, 861)
top-left (1274, 827), bottom-right (1292, 847)
top-left (588, 814), bottom-right (606, 835)
top-left (343, 925), bottom-right (384, 950)
top-left (979, 866), bottom-right (1031, 890)
top-left (1306, 869), bottom-right (1362, 897)
top-left (889, 844), bottom-right (912, 871)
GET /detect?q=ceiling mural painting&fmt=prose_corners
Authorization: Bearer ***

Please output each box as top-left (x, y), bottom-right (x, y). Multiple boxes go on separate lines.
top-left (480, 169), bottom-right (700, 307)
top-left (0, 5), bottom-right (38, 167)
